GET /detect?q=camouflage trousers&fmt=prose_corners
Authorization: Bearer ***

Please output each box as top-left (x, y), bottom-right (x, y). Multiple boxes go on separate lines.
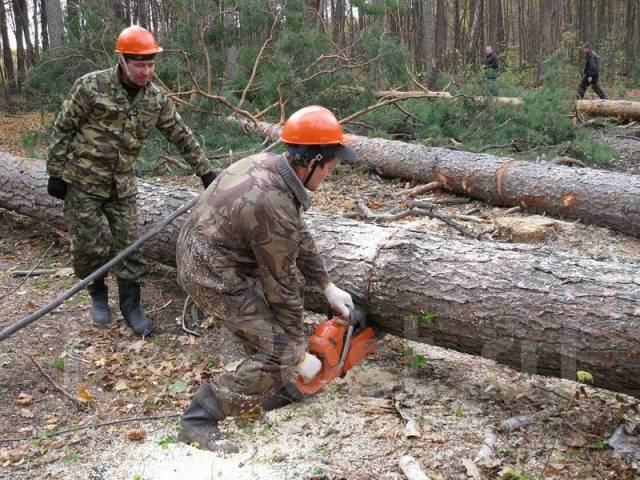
top-left (179, 276), bottom-right (301, 417)
top-left (63, 184), bottom-right (146, 283)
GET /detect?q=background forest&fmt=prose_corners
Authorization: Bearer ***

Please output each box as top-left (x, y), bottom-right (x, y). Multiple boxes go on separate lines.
top-left (2, 0), bottom-right (639, 168)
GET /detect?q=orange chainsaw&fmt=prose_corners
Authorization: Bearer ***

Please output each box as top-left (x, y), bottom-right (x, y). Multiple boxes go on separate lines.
top-left (296, 302), bottom-right (377, 394)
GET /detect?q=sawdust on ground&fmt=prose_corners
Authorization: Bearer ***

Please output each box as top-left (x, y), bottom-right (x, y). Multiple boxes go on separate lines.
top-left (1, 113), bottom-right (640, 479)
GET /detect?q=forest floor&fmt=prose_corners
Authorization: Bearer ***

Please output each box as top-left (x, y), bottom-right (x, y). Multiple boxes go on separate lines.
top-left (2, 111), bottom-right (640, 480)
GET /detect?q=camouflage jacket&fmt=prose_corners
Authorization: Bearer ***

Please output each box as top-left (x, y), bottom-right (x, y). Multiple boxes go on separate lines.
top-left (177, 152), bottom-right (330, 340)
top-left (47, 65), bottom-right (212, 198)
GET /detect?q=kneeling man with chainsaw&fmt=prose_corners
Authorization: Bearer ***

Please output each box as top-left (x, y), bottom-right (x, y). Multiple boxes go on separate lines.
top-left (176, 106), bottom-right (359, 452)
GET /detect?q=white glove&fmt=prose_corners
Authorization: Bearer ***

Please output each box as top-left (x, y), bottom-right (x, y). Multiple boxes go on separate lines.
top-left (323, 282), bottom-right (354, 319)
top-left (296, 352), bottom-right (322, 383)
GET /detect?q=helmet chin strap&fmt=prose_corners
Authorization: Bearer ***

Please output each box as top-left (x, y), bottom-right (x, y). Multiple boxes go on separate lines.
top-left (118, 53), bottom-right (134, 83)
top-left (303, 153), bottom-right (323, 187)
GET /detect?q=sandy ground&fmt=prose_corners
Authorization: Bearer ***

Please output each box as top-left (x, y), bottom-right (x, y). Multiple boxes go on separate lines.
top-left (1, 115), bottom-right (640, 479)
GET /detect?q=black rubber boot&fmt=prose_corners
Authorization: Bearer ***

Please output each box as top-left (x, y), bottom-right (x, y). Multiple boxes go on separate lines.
top-left (88, 280), bottom-right (112, 328)
top-left (178, 384), bottom-right (239, 453)
top-left (117, 278), bottom-right (152, 336)
top-left (261, 384), bottom-right (305, 412)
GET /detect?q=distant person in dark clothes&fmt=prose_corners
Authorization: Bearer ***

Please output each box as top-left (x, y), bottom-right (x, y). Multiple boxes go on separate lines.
top-left (485, 45), bottom-right (499, 75)
top-left (577, 44), bottom-right (607, 99)
top-left (484, 45), bottom-right (499, 95)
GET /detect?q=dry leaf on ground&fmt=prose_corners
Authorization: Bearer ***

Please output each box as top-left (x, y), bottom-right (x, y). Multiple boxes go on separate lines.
top-left (125, 429), bottom-right (147, 442)
top-left (15, 392), bottom-right (33, 406)
top-left (77, 384), bottom-right (94, 403)
top-left (18, 408), bottom-right (34, 418)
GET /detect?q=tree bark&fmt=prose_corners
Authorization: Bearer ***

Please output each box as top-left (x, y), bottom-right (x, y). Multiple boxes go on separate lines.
top-left (434, 0), bottom-right (447, 72)
top-left (0, 0), bottom-right (16, 92)
top-left (2, 153), bottom-right (640, 398)
top-left (44, 0), bottom-right (63, 48)
top-left (40, 0), bottom-right (48, 50)
top-left (11, 0), bottom-right (27, 87)
top-left (231, 116), bottom-right (640, 238)
top-left (422, 0), bottom-right (436, 84)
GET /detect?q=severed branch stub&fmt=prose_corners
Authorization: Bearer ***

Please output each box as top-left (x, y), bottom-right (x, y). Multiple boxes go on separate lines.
top-left (474, 427), bottom-right (498, 464)
top-left (399, 455), bottom-right (431, 480)
top-left (498, 409), bottom-right (555, 433)
top-left (393, 397), bottom-right (421, 439)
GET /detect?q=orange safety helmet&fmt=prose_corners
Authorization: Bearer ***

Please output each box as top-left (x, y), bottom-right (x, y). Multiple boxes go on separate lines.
top-left (281, 106), bottom-right (356, 163)
top-left (115, 25), bottom-right (163, 55)
top-left (281, 106), bottom-right (346, 145)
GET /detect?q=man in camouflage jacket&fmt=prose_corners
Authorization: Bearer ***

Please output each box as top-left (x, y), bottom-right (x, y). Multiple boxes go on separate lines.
top-left (46, 26), bottom-right (215, 336)
top-left (175, 106), bottom-right (356, 453)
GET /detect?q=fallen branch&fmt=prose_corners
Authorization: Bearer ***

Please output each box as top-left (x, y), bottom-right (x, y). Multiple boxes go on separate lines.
top-left (504, 206), bottom-right (521, 215)
top-left (28, 355), bottom-right (87, 411)
top-left (615, 134), bottom-right (640, 142)
top-left (394, 181), bottom-right (442, 198)
top-left (355, 199), bottom-right (477, 238)
top-left (0, 413), bottom-right (180, 443)
top-left (453, 214), bottom-right (491, 224)
top-left (551, 156), bottom-right (587, 168)
top-left (339, 96), bottom-right (408, 126)
top-left (159, 150), bottom-right (190, 170)
top-left (476, 141), bottom-right (516, 153)
top-left (430, 197), bottom-right (471, 206)
top-left (11, 269), bottom-right (57, 277)
top-left (0, 242), bottom-right (55, 302)
top-left (180, 295), bottom-right (201, 337)
top-left (146, 300), bottom-right (172, 316)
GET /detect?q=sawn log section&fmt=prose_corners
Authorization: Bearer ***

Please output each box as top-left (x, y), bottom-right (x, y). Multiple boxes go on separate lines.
top-left (233, 117), bottom-right (640, 237)
top-left (1, 153), bottom-right (640, 397)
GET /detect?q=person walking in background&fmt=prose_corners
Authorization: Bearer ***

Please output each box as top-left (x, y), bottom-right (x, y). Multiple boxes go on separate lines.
top-left (577, 43), bottom-right (607, 99)
top-left (484, 45), bottom-right (499, 95)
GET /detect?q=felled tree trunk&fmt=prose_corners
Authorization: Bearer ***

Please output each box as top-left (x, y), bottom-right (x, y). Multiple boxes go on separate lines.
top-left (2, 153), bottom-right (640, 397)
top-left (374, 89), bottom-right (524, 107)
top-left (576, 99), bottom-right (640, 120)
top-left (367, 89), bottom-right (640, 119)
top-left (232, 117), bottom-right (640, 238)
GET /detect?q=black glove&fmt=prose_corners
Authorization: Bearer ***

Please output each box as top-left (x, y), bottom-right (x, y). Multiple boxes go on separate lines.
top-left (47, 177), bottom-right (67, 200)
top-left (200, 171), bottom-right (216, 189)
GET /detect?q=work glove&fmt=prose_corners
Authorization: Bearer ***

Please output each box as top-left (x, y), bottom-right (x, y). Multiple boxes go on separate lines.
top-left (323, 282), bottom-right (354, 320)
top-left (47, 177), bottom-right (67, 200)
top-left (200, 171), bottom-right (216, 189)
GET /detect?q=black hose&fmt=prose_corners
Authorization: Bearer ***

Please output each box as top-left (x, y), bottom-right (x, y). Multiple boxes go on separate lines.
top-left (0, 195), bottom-right (200, 342)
